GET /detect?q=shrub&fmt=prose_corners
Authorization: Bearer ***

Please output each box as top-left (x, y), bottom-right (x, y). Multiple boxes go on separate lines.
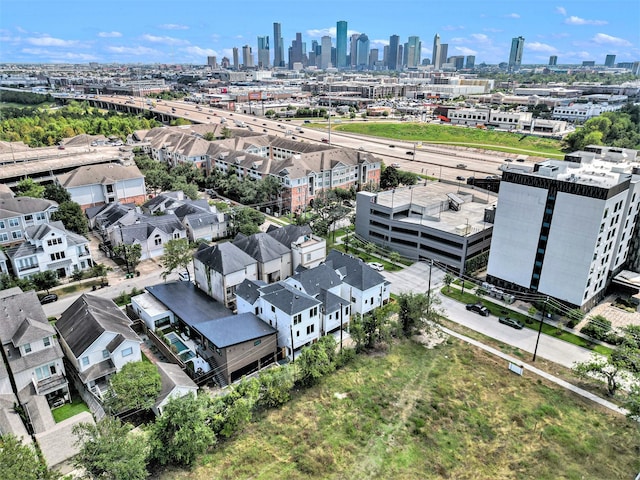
top-left (580, 315), bottom-right (611, 342)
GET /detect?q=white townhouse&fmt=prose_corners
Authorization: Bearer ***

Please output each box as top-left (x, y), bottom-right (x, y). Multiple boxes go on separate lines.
top-left (0, 196), bottom-right (58, 247)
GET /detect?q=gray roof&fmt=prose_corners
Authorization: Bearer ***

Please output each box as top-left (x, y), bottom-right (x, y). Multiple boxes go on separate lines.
top-left (325, 249), bottom-right (386, 291)
top-left (195, 312), bottom-right (277, 349)
top-left (232, 232), bottom-right (291, 263)
top-left (155, 362), bottom-right (197, 408)
top-left (57, 164), bottom-right (144, 188)
top-left (194, 242), bottom-right (257, 275)
top-left (118, 215), bottom-right (184, 243)
top-left (260, 282), bottom-right (321, 315)
top-left (235, 278), bottom-right (267, 305)
top-left (0, 196), bottom-right (57, 219)
top-left (266, 224), bottom-right (312, 247)
top-left (317, 289), bottom-right (345, 314)
top-left (146, 281), bottom-right (233, 326)
top-left (287, 263), bottom-right (341, 297)
top-left (55, 294), bottom-right (141, 357)
top-left (0, 290), bottom-right (50, 346)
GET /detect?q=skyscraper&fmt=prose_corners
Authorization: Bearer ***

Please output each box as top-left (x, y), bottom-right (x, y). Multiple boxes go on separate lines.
top-left (257, 36), bottom-right (270, 68)
top-left (369, 48), bottom-right (379, 68)
top-left (509, 36), bottom-right (525, 71)
top-left (242, 45), bottom-right (253, 68)
top-left (289, 32), bottom-right (304, 69)
top-left (207, 56), bottom-right (217, 68)
top-left (549, 55), bottom-right (558, 66)
top-left (356, 34), bottom-right (370, 69)
top-left (465, 55), bottom-right (475, 69)
top-left (406, 36), bottom-right (421, 68)
top-left (350, 33), bottom-right (359, 68)
top-left (388, 35), bottom-right (400, 70)
top-left (432, 34), bottom-right (441, 69)
top-left (232, 47), bottom-right (239, 70)
top-left (336, 20), bottom-right (348, 68)
top-left (320, 36), bottom-right (332, 69)
top-left (273, 23), bottom-right (284, 68)
top-left (605, 54), bottom-right (616, 67)
top-left (439, 44), bottom-right (448, 69)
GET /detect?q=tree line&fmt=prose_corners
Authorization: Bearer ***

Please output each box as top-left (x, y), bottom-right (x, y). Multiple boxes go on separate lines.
top-left (0, 89), bottom-right (54, 105)
top-left (563, 104), bottom-right (640, 150)
top-left (0, 102), bottom-right (160, 147)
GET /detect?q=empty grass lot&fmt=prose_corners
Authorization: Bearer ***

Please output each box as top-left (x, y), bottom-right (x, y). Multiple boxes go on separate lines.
top-left (159, 339), bottom-right (639, 480)
top-left (331, 122), bottom-right (565, 158)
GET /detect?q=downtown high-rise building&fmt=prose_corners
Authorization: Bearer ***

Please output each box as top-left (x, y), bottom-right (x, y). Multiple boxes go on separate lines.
top-left (207, 56), bottom-right (217, 68)
top-left (356, 34), bottom-right (370, 68)
top-left (549, 55), bottom-right (558, 66)
top-left (273, 22), bottom-right (284, 68)
top-left (405, 36), bottom-right (421, 68)
top-left (605, 54), bottom-right (616, 67)
top-left (509, 36), bottom-right (525, 71)
top-left (320, 35), bottom-right (332, 69)
top-left (242, 45), bottom-right (254, 68)
top-left (289, 32), bottom-right (304, 69)
top-left (369, 48), bottom-right (379, 68)
top-left (388, 34), bottom-right (400, 70)
top-left (465, 55), bottom-right (475, 69)
top-left (432, 33), bottom-right (442, 69)
top-left (257, 36), bottom-right (270, 68)
top-left (350, 33), bottom-right (359, 68)
top-left (232, 47), bottom-right (239, 70)
top-left (336, 20), bottom-right (348, 68)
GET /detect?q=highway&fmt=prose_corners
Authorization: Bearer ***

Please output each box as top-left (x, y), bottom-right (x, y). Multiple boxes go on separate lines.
top-left (75, 94), bottom-right (520, 182)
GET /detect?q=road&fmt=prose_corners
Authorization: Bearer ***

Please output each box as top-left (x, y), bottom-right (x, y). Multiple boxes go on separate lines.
top-left (383, 261), bottom-right (594, 369)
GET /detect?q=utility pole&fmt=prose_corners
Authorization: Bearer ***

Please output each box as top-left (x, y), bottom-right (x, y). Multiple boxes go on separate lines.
top-left (426, 258), bottom-right (433, 317)
top-left (339, 303), bottom-right (343, 352)
top-left (290, 324), bottom-right (295, 362)
top-left (532, 296), bottom-right (548, 362)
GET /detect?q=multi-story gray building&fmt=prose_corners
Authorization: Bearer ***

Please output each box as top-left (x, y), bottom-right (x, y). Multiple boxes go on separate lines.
top-left (257, 36), bottom-right (269, 68)
top-left (509, 36), bottom-right (525, 71)
top-left (273, 23), bottom-right (284, 68)
top-left (336, 20), bottom-right (348, 68)
top-left (388, 34), bottom-right (400, 71)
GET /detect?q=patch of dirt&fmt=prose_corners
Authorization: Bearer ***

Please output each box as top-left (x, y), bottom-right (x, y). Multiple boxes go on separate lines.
top-left (413, 324), bottom-right (448, 349)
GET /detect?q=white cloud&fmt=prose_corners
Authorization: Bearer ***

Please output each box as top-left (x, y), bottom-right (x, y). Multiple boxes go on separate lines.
top-left (565, 16), bottom-right (607, 25)
top-left (106, 45), bottom-right (160, 56)
top-left (527, 42), bottom-right (557, 53)
top-left (505, 13), bottom-right (520, 19)
top-left (556, 6), bottom-right (567, 15)
top-left (454, 46), bottom-right (477, 56)
top-left (470, 33), bottom-right (490, 43)
top-left (98, 31), bottom-right (122, 38)
top-left (483, 28), bottom-right (502, 33)
top-left (371, 39), bottom-right (389, 48)
top-left (442, 25), bottom-right (464, 31)
top-left (159, 24), bottom-right (189, 30)
top-left (183, 46), bottom-right (217, 57)
top-left (306, 27), bottom-right (335, 38)
top-left (141, 34), bottom-right (189, 46)
top-left (592, 33), bottom-right (632, 47)
top-left (16, 26), bottom-right (27, 34)
top-left (26, 36), bottom-right (78, 47)
top-left (21, 48), bottom-right (98, 61)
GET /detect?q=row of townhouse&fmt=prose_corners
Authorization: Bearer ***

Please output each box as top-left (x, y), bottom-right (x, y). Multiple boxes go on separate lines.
top-left (87, 191), bottom-right (228, 260)
top-left (136, 125), bottom-right (383, 213)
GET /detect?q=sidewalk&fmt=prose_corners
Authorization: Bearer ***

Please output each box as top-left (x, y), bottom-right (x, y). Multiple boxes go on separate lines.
top-left (441, 326), bottom-right (629, 417)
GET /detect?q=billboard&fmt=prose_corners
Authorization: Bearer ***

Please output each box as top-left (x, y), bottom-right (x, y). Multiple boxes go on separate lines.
top-left (248, 91), bottom-right (262, 101)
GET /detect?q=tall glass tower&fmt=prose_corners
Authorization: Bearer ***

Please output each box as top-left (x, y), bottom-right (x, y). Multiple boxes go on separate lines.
top-left (388, 35), bottom-right (399, 70)
top-left (336, 21), bottom-right (347, 68)
top-left (273, 22), bottom-right (284, 68)
top-left (509, 36), bottom-right (525, 72)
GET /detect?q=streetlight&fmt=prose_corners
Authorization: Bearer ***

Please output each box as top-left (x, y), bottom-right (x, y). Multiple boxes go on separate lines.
top-left (532, 296), bottom-right (548, 362)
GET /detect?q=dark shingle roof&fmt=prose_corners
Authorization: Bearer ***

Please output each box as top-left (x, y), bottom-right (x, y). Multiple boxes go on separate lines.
top-left (193, 242), bottom-right (257, 275)
top-left (195, 312), bottom-right (277, 348)
top-left (260, 282), bottom-right (321, 315)
top-left (0, 291), bottom-right (50, 347)
top-left (235, 278), bottom-right (267, 305)
top-left (232, 232), bottom-right (291, 263)
top-left (266, 224), bottom-right (312, 248)
top-left (287, 263), bottom-right (341, 297)
top-left (325, 249), bottom-right (385, 291)
top-left (55, 294), bottom-right (140, 357)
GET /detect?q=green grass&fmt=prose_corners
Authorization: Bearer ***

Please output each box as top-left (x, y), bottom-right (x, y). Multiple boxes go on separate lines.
top-left (441, 287), bottom-right (613, 355)
top-left (329, 122), bottom-right (565, 158)
top-left (160, 340), bottom-right (639, 480)
top-left (51, 397), bottom-right (90, 423)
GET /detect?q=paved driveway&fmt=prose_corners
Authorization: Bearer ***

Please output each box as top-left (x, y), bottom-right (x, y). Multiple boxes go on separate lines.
top-left (383, 261), bottom-right (446, 295)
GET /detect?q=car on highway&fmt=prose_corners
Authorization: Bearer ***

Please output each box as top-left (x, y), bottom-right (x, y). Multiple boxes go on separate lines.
top-left (321, 138), bottom-right (328, 143)
top-left (39, 293), bottom-right (58, 305)
top-left (263, 129), bottom-right (268, 132)
top-left (389, 144), bottom-right (395, 148)
top-left (466, 303), bottom-right (489, 316)
top-left (367, 262), bottom-right (384, 271)
top-left (456, 176), bottom-right (466, 181)
top-left (262, 123), bottom-right (267, 126)
top-left (498, 316), bottom-right (524, 329)
top-left (406, 151), bottom-right (414, 155)
top-left (391, 163), bottom-right (401, 168)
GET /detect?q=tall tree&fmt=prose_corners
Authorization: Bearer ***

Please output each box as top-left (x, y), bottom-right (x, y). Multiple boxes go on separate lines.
top-left (295, 335), bottom-right (337, 387)
top-left (73, 417), bottom-right (148, 480)
top-left (148, 393), bottom-right (215, 467)
top-left (106, 361), bottom-right (161, 413)
top-left (43, 183), bottom-right (71, 204)
top-left (51, 201), bottom-right (88, 235)
top-left (112, 243), bottom-right (142, 274)
top-left (14, 178), bottom-right (45, 198)
top-left (31, 270), bottom-right (59, 294)
top-left (396, 292), bottom-right (435, 337)
top-left (229, 207), bottom-right (265, 237)
top-left (161, 238), bottom-right (193, 281)
top-left (0, 434), bottom-right (54, 480)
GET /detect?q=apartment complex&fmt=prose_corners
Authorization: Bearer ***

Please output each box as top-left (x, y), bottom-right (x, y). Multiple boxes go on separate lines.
top-left (487, 146), bottom-right (640, 309)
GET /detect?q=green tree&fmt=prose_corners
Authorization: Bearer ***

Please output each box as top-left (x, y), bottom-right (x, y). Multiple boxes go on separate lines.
top-left (624, 383), bottom-right (640, 419)
top-left (203, 131), bottom-right (217, 141)
top-left (149, 393), bottom-right (215, 467)
top-left (73, 417), bottom-right (148, 480)
top-left (209, 379), bottom-right (259, 439)
top-left (396, 292), bottom-right (434, 337)
top-left (31, 270), bottom-right (59, 294)
top-left (112, 243), bottom-right (142, 274)
top-left (256, 365), bottom-right (295, 409)
top-left (380, 165), bottom-right (399, 189)
top-left (43, 183), bottom-right (71, 204)
top-left (349, 306), bottom-right (394, 352)
top-left (229, 207), bottom-right (265, 237)
top-left (580, 315), bottom-right (612, 342)
top-left (295, 335), bottom-right (337, 387)
top-left (308, 189), bottom-right (349, 238)
top-left (0, 434), bottom-right (54, 480)
top-left (106, 361), bottom-right (161, 413)
top-left (51, 201), bottom-right (88, 235)
top-left (14, 178), bottom-right (45, 198)
top-left (443, 272), bottom-right (454, 292)
top-left (161, 238), bottom-right (192, 281)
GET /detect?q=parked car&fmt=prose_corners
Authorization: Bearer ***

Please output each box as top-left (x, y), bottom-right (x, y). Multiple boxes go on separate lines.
top-left (367, 262), bottom-right (384, 272)
top-left (499, 316), bottom-right (524, 329)
top-left (39, 293), bottom-right (58, 305)
top-left (466, 303), bottom-right (489, 316)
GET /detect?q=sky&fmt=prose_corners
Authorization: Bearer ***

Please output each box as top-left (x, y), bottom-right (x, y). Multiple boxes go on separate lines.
top-left (1, 0), bottom-right (639, 66)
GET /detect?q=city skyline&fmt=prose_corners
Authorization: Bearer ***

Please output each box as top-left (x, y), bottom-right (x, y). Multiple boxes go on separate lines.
top-left (1, 0), bottom-right (639, 66)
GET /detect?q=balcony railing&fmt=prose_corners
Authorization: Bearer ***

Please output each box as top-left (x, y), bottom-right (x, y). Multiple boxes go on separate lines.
top-left (34, 374), bottom-right (68, 396)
